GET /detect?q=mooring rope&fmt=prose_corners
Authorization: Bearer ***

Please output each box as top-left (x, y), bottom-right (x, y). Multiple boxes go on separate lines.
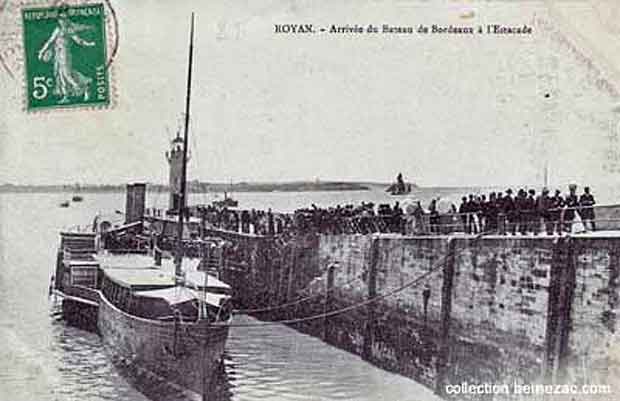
top-left (217, 231), bottom-right (491, 329)
top-left (232, 271), bottom-right (365, 314)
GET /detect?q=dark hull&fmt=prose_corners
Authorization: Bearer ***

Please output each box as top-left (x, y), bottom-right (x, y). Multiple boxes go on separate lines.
top-left (212, 199), bottom-right (238, 208)
top-left (385, 183), bottom-right (412, 195)
top-left (62, 297), bottom-right (99, 332)
top-left (98, 292), bottom-right (229, 399)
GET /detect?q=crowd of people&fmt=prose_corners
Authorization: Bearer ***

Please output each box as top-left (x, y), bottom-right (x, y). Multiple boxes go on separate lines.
top-left (289, 202), bottom-right (405, 234)
top-left (196, 205), bottom-right (292, 236)
top-left (189, 184), bottom-right (597, 237)
top-left (194, 202), bottom-right (406, 235)
top-left (453, 184), bottom-right (596, 235)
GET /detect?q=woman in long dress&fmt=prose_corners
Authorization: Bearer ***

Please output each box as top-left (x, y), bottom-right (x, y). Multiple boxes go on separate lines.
top-left (37, 14), bottom-right (95, 103)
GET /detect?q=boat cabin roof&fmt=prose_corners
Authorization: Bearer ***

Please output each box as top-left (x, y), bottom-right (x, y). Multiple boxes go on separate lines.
top-left (102, 265), bottom-right (229, 293)
top-left (135, 286), bottom-right (229, 307)
top-left (97, 253), bottom-right (201, 271)
top-left (185, 271), bottom-right (230, 291)
top-left (99, 253), bottom-right (230, 291)
top-left (104, 268), bottom-right (174, 289)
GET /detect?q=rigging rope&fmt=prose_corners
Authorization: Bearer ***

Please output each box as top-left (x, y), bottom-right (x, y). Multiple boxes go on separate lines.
top-left (217, 231), bottom-right (490, 329)
top-left (214, 252), bottom-right (446, 328)
top-left (232, 271), bottom-right (364, 314)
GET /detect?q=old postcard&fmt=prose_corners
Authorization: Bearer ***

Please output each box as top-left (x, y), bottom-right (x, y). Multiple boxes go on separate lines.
top-left (1, 1), bottom-right (619, 400)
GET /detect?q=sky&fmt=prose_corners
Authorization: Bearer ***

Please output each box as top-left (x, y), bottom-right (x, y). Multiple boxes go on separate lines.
top-left (1, 0), bottom-right (620, 188)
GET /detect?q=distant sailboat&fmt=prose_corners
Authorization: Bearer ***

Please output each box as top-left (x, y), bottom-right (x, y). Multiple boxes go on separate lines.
top-left (386, 172), bottom-right (413, 195)
top-left (72, 183), bottom-right (84, 202)
top-left (213, 180), bottom-right (238, 208)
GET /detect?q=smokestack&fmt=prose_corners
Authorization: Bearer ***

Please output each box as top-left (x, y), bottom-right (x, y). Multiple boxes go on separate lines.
top-left (154, 246), bottom-right (162, 266)
top-left (125, 183), bottom-right (146, 224)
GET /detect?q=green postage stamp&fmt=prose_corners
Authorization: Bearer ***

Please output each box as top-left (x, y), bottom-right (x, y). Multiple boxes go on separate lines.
top-left (22, 4), bottom-right (109, 110)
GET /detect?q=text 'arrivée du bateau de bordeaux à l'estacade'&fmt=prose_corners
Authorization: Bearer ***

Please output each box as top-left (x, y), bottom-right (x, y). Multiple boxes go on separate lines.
top-left (274, 23), bottom-right (532, 35)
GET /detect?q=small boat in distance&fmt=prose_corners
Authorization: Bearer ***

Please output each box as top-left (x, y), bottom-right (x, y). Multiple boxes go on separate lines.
top-left (59, 201), bottom-right (70, 208)
top-left (72, 184), bottom-right (84, 202)
top-left (212, 191), bottom-right (238, 208)
top-left (386, 172), bottom-right (413, 195)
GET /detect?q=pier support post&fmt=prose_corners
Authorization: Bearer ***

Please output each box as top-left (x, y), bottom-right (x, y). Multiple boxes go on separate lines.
top-left (435, 238), bottom-right (456, 397)
top-left (322, 263), bottom-right (336, 342)
top-left (286, 246), bottom-right (297, 299)
top-left (544, 237), bottom-right (576, 383)
top-left (363, 238), bottom-right (379, 361)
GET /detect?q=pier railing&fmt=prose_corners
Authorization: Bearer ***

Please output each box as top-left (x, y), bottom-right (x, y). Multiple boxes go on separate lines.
top-left (195, 204), bottom-right (620, 237)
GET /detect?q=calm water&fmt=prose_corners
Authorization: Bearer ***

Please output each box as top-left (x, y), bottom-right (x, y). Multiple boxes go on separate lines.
top-left (0, 190), bottom-right (448, 401)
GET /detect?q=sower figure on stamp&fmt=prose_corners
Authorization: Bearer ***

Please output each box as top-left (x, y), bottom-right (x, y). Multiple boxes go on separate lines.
top-left (37, 11), bottom-right (95, 103)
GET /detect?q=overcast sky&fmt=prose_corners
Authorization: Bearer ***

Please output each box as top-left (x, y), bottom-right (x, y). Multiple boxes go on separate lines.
top-left (1, 0), bottom-right (620, 187)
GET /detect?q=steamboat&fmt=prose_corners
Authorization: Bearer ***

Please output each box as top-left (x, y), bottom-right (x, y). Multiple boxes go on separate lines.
top-left (52, 14), bottom-right (233, 400)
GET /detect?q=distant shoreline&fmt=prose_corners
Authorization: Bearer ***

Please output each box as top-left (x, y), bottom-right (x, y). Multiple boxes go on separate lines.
top-left (0, 181), bottom-right (387, 194)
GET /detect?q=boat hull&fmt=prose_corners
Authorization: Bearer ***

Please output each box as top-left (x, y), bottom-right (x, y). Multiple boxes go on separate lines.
top-left (98, 292), bottom-right (229, 399)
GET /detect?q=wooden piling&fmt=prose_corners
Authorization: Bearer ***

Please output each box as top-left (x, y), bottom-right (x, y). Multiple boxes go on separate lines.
top-left (544, 237), bottom-right (576, 384)
top-left (363, 238), bottom-right (379, 361)
top-left (435, 238), bottom-right (456, 396)
top-left (322, 263), bottom-right (336, 342)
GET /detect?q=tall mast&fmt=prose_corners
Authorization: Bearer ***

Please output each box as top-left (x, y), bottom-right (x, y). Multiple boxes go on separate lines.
top-left (174, 13), bottom-right (195, 282)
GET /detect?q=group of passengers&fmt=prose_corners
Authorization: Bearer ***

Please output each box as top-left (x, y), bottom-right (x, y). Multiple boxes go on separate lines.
top-left (194, 184), bottom-right (596, 237)
top-left (198, 205), bottom-right (291, 236)
top-left (198, 201), bottom-right (405, 235)
top-left (454, 184), bottom-right (596, 235)
top-left (292, 202), bottom-right (405, 234)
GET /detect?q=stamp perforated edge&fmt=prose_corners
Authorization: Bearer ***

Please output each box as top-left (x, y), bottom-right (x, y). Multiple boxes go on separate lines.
top-left (2, 0), bottom-right (119, 113)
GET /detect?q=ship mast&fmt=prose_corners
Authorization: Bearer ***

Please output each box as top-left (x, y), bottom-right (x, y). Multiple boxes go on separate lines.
top-left (174, 13), bottom-right (195, 283)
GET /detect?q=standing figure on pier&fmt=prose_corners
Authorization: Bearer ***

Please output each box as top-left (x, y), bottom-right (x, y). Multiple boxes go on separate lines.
top-left (503, 189), bottom-right (516, 235)
top-left (579, 186), bottom-right (596, 231)
top-left (551, 190), bottom-right (565, 234)
top-left (564, 184), bottom-right (579, 232)
top-left (537, 188), bottom-right (553, 235)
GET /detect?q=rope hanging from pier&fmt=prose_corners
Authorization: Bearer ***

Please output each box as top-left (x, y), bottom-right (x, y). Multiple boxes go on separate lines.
top-left (232, 272), bottom-right (364, 314)
top-left (218, 231), bottom-right (490, 329)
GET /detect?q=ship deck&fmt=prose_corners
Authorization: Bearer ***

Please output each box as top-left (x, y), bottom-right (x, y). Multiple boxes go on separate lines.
top-left (97, 253), bottom-right (230, 291)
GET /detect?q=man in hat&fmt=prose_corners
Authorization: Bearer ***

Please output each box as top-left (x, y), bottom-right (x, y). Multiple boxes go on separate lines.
top-left (503, 188), bottom-right (516, 235)
top-left (549, 190), bottom-right (564, 234)
top-left (495, 192), bottom-right (504, 233)
top-left (467, 194), bottom-right (478, 234)
top-left (486, 192), bottom-right (498, 232)
top-left (526, 189), bottom-right (538, 234)
top-left (515, 189), bottom-right (528, 235)
top-left (537, 188), bottom-right (553, 235)
top-left (479, 194), bottom-right (488, 232)
top-left (565, 184), bottom-right (579, 232)
top-left (579, 186), bottom-right (596, 231)
top-left (459, 196), bottom-right (469, 234)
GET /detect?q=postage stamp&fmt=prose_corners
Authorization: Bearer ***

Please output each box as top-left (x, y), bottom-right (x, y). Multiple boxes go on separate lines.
top-left (21, 3), bottom-right (109, 110)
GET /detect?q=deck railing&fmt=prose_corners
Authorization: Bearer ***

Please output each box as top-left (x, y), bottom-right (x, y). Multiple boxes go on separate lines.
top-left (199, 204), bottom-right (620, 237)
top-left (62, 285), bottom-right (100, 304)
